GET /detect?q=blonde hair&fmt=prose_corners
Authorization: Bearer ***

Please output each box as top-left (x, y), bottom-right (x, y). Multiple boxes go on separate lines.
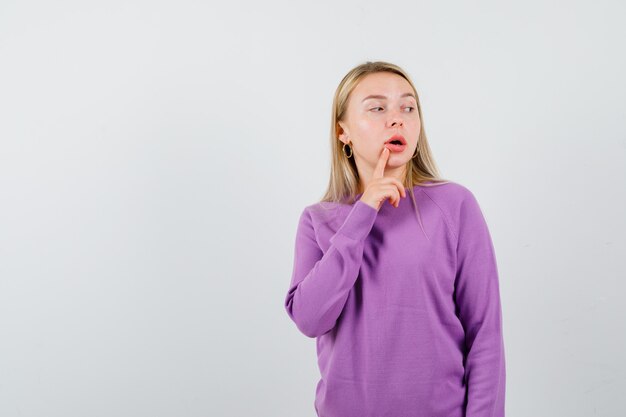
top-left (319, 60), bottom-right (451, 240)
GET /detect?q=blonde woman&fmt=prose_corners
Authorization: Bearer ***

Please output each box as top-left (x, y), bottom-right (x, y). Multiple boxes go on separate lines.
top-left (284, 61), bottom-right (506, 417)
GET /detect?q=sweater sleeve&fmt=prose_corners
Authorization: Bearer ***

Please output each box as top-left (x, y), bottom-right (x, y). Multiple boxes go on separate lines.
top-left (454, 191), bottom-right (506, 417)
top-left (284, 200), bottom-right (378, 338)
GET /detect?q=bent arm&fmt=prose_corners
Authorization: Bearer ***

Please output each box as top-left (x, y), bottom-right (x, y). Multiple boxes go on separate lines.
top-left (284, 200), bottom-right (377, 338)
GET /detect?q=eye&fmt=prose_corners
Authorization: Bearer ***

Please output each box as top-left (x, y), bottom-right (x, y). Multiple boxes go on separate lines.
top-left (404, 106), bottom-right (415, 112)
top-left (370, 107), bottom-right (384, 111)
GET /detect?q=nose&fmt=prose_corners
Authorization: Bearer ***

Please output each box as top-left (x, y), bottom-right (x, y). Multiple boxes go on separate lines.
top-left (387, 112), bottom-right (404, 128)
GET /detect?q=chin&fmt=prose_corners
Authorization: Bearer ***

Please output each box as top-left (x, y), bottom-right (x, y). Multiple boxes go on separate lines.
top-left (387, 155), bottom-right (411, 165)
top-left (388, 151), bottom-right (409, 158)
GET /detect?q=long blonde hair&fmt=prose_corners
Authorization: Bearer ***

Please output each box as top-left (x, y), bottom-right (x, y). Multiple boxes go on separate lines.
top-left (319, 61), bottom-right (451, 240)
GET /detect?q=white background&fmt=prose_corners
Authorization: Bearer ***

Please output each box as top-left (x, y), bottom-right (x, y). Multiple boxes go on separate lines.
top-left (1, 1), bottom-right (624, 416)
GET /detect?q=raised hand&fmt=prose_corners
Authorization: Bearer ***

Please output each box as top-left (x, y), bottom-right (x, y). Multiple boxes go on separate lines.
top-left (360, 146), bottom-right (407, 211)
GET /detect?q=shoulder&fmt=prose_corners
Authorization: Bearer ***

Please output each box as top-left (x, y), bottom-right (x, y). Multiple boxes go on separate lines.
top-left (417, 179), bottom-right (478, 213)
top-left (416, 180), bottom-right (484, 239)
top-left (297, 200), bottom-right (347, 230)
top-left (302, 201), bottom-right (346, 223)
top-left (416, 179), bottom-right (475, 202)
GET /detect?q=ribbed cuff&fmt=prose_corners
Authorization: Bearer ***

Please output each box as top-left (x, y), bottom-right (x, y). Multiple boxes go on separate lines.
top-left (335, 200), bottom-right (378, 241)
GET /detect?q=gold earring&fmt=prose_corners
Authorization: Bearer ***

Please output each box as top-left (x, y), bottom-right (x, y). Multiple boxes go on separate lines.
top-left (342, 142), bottom-right (353, 158)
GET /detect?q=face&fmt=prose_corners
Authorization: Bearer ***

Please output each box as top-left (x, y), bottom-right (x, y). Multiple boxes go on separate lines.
top-left (337, 72), bottom-right (421, 177)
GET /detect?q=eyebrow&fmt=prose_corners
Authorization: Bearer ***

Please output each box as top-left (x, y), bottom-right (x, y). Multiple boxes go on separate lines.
top-left (362, 93), bottom-right (416, 102)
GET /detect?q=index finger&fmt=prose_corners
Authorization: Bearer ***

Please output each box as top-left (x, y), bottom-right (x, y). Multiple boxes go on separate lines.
top-left (373, 146), bottom-right (390, 179)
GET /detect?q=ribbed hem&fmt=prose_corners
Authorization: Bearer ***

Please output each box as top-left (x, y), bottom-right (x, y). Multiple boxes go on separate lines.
top-left (335, 200), bottom-right (378, 241)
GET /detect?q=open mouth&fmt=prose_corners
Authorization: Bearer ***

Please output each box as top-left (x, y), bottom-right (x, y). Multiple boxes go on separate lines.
top-left (385, 134), bottom-right (407, 146)
top-left (385, 141), bottom-right (407, 153)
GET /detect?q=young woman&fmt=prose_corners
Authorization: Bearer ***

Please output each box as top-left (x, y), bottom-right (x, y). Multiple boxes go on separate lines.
top-left (284, 61), bottom-right (506, 417)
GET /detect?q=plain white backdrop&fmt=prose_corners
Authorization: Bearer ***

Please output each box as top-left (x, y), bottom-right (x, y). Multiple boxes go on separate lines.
top-left (1, 1), bottom-right (624, 416)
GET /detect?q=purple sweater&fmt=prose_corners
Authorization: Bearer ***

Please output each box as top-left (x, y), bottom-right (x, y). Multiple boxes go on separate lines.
top-left (284, 181), bottom-right (505, 417)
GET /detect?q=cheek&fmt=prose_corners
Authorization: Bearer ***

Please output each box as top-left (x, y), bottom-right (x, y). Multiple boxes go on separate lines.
top-left (408, 117), bottom-right (421, 134)
top-left (354, 118), bottom-right (380, 136)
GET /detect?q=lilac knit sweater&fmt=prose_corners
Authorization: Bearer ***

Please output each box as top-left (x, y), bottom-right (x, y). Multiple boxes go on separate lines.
top-left (284, 181), bottom-right (506, 417)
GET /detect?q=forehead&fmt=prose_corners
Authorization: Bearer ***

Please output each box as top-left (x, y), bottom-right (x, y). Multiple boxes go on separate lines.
top-left (351, 72), bottom-right (414, 99)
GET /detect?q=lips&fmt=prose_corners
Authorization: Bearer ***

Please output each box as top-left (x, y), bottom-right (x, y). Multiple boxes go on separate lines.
top-left (385, 134), bottom-right (407, 146)
top-left (384, 134), bottom-right (407, 152)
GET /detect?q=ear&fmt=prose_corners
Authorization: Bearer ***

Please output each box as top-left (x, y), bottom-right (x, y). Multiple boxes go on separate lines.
top-left (337, 121), bottom-right (349, 144)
